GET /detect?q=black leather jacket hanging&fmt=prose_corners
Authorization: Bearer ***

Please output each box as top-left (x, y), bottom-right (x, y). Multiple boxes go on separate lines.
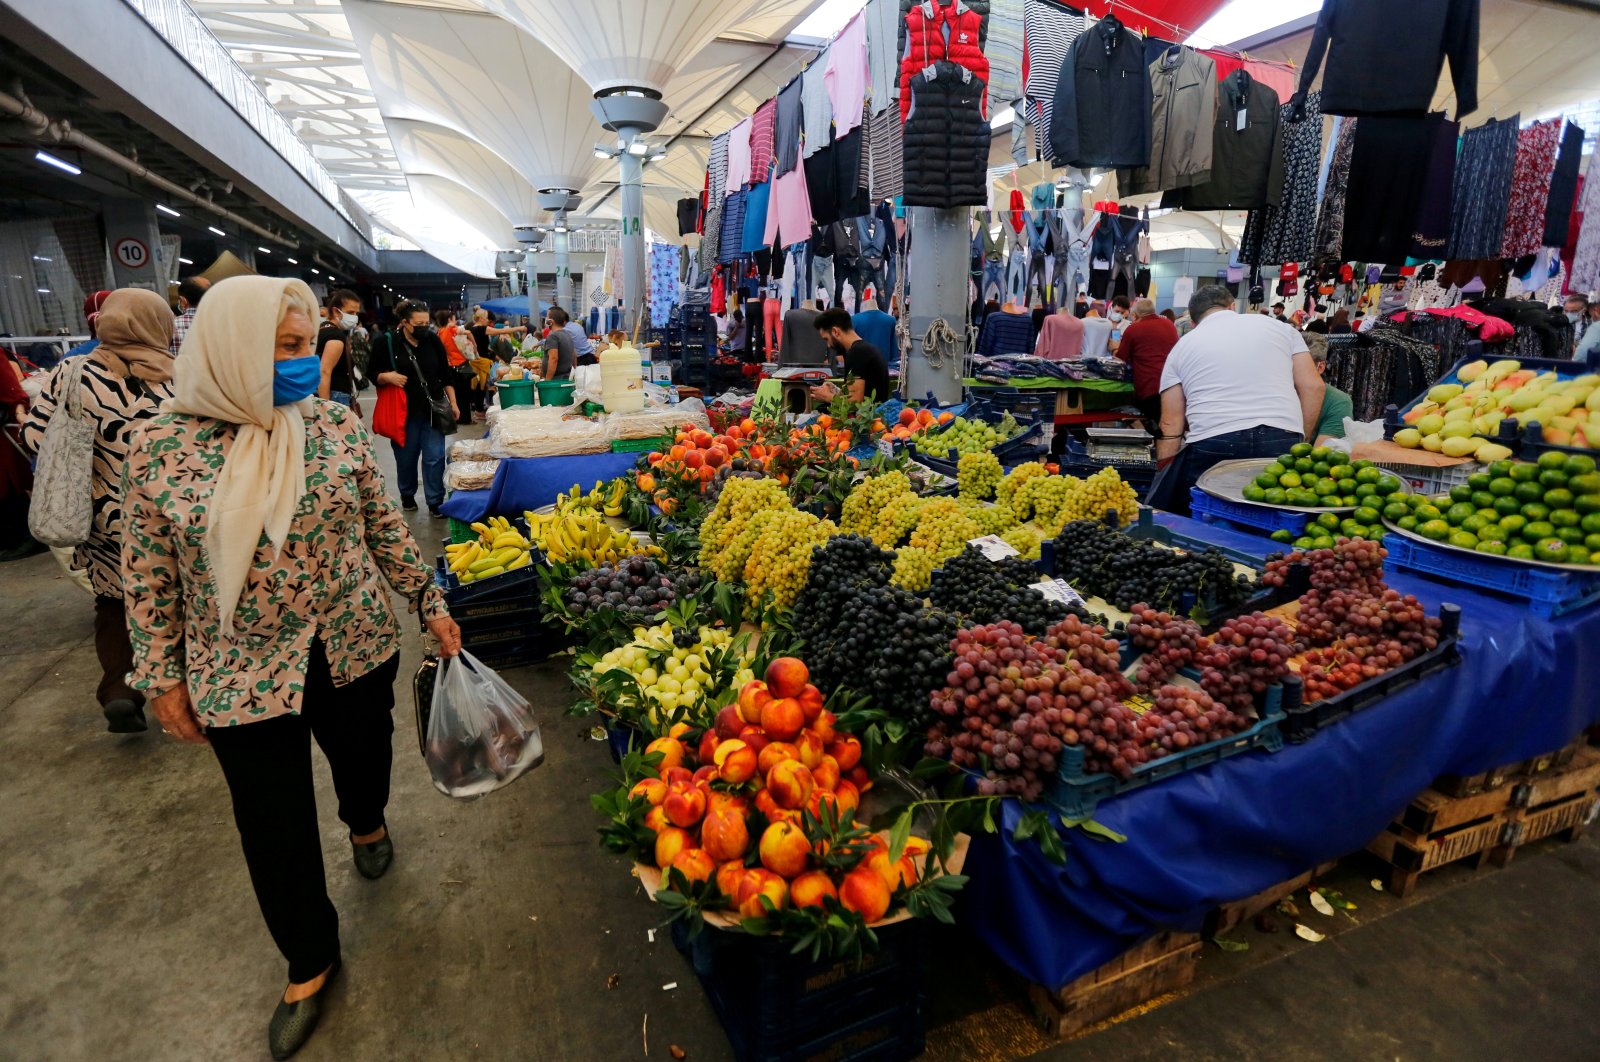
top-left (1048, 15), bottom-right (1152, 169)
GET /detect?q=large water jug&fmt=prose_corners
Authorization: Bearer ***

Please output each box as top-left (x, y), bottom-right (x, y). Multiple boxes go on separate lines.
top-left (599, 342), bottom-right (645, 413)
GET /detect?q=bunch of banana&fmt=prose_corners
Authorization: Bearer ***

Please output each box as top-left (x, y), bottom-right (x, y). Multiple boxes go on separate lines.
top-left (444, 516), bottom-right (532, 584)
top-left (552, 480), bottom-right (617, 515)
top-left (601, 477), bottom-right (627, 518)
top-left (529, 507), bottom-right (661, 567)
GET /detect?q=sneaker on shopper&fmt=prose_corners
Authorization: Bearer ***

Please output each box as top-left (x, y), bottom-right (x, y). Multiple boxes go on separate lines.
top-left (428, 504), bottom-right (443, 518)
top-left (400, 495), bottom-right (417, 511)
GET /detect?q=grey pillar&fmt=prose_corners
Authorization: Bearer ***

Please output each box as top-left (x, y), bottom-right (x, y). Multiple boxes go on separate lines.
top-left (523, 249), bottom-right (538, 313)
top-left (903, 206), bottom-right (968, 405)
top-left (552, 216), bottom-right (573, 310)
top-left (103, 199), bottom-right (163, 292)
top-left (618, 149), bottom-right (645, 334)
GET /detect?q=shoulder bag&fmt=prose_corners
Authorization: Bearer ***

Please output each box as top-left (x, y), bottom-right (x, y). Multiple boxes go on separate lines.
top-left (28, 355), bottom-right (96, 547)
top-left (405, 340), bottom-right (458, 437)
top-left (371, 332), bottom-right (408, 446)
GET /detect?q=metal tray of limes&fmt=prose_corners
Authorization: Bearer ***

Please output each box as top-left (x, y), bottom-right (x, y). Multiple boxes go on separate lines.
top-left (1381, 518), bottom-right (1597, 573)
top-left (1196, 457), bottom-right (1410, 514)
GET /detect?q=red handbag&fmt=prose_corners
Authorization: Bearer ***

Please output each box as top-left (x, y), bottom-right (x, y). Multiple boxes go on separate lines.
top-left (372, 383), bottom-right (407, 447)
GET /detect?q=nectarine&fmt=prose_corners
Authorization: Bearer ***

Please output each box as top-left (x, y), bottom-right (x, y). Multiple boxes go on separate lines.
top-left (764, 657), bottom-right (810, 699)
top-left (827, 735), bottom-right (862, 771)
top-left (789, 870), bottom-right (838, 909)
top-left (714, 738), bottom-right (759, 784)
top-left (663, 781), bottom-right (707, 828)
top-left (760, 697), bottom-right (805, 742)
top-left (645, 736), bottom-right (686, 773)
top-left (758, 820), bottom-right (811, 878)
top-left (630, 777), bottom-right (667, 806)
top-left (701, 807), bottom-right (751, 862)
top-left (669, 848), bottom-right (716, 890)
top-left (737, 680), bottom-right (771, 725)
top-left (766, 759), bottom-right (815, 810)
top-left (654, 826), bottom-right (693, 870)
top-left (736, 868), bottom-right (788, 918)
top-left (839, 865), bottom-right (891, 922)
top-left (795, 730), bottom-right (826, 769)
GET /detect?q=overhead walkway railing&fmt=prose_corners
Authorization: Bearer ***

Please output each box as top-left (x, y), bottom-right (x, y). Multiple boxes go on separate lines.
top-left (122, 0), bottom-right (372, 241)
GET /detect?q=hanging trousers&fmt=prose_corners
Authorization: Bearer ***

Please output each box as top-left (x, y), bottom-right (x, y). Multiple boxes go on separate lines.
top-left (1005, 248), bottom-right (1029, 303)
top-left (208, 640), bottom-right (401, 983)
top-left (1024, 250), bottom-right (1049, 307)
top-left (763, 297), bottom-right (783, 354)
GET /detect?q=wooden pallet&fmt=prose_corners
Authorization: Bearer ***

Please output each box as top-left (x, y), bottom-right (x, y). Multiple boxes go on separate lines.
top-left (1204, 860), bottom-right (1340, 938)
top-left (1433, 733), bottom-right (1589, 797)
top-left (1368, 748), bottom-right (1600, 897)
top-left (1026, 930), bottom-right (1201, 1039)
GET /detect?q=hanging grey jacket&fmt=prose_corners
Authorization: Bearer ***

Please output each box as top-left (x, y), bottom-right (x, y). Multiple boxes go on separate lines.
top-left (1117, 46), bottom-right (1217, 196)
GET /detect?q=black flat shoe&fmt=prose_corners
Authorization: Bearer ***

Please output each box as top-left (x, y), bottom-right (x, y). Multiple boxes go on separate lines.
top-left (102, 699), bottom-right (148, 734)
top-left (427, 504), bottom-right (444, 518)
top-left (352, 831), bottom-right (393, 880)
top-left (400, 495), bottom-right (417, 511)
top-left (268, 957), bottom-right (341, 1061)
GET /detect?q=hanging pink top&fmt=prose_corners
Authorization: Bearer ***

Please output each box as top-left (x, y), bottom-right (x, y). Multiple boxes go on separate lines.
top-left (826, 13), bottom-right (869, 138)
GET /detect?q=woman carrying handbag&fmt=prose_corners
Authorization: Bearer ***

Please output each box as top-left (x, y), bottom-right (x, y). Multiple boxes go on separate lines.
top-left (370, 300), bottom-right (457, 516)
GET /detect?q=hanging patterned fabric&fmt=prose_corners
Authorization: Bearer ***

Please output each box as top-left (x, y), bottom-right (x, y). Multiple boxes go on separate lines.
top-left (1544, 122), bottom-right (1586, 249)
top-left (701, 133), bottom-right (729, 274)
top-left (1310, 116), bottom-right (1358, 270)
top-left (1241, 91), bottom-right (1324, 267)
top-left (1500, 118), bottom-right (1562, 259)
top-left (1446, 114), bottom-right (1520, 261)
top-left (1569, 155), bottom-right (1600, 291)
top-left (649, 243), bottom-right (679, 328)
top-left (1023, 0), bottom-right (1081, 159)
top-left (986, 0), bottom-right (1023, 103)
top-left (867, 108), bottom-right (904, 201)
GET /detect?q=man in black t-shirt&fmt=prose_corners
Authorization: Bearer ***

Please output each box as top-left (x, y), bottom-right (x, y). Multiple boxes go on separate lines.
top-left (809, 307), bottom-right (891, 404)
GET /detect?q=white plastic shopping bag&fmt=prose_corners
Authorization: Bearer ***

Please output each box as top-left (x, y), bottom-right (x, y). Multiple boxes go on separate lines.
top-left (425, 650), bottom-right (544, 799)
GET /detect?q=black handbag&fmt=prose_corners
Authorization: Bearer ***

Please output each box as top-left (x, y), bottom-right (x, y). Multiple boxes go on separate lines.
top-left (403, 341), bottom-right (458, 436)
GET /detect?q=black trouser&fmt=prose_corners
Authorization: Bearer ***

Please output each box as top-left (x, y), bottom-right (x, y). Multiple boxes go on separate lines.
top-left (1145, 425), bottom-right (1304, 517)
top-left (93, 595), bottom-right (139, 708)
top-left (208, 640), bottom-right (400, 983)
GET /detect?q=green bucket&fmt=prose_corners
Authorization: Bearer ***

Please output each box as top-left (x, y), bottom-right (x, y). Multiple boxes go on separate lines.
top-left (498, 379), bottom-right (537, 408)
top-left (536, 379), bottom-right (576, 406)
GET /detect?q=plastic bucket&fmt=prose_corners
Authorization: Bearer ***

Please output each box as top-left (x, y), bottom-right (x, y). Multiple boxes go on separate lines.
top-left (498, 379), bottom-right (536, 408)
top-left (536, 379), bottom-right (575, 406)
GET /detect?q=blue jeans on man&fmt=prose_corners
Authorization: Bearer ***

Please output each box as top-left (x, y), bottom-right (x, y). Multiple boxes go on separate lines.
top-left (1145, 425), bottom-right (1304, 517)
top-left (390, 417), bottom-right (447, 508)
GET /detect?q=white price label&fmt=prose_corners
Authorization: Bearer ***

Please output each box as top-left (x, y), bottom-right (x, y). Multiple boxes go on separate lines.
top-left (1030, 578), bottom-right (1085, 606)
top-left (877, 437), bottom-right (896, 457)
top-left (967, 534), bottom-right (1019, 560)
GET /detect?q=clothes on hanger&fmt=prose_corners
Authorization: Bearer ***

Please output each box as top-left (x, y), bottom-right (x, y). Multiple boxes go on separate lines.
top-left (1500, 118), bottom-right (1563, 260)
top-left (1240, 90), bottom-right (1324, 267)
top-left (801, 57), bottom-right (834, 159)
top-left (867, 108), bottom-right (904, 200)
top-left (1340, 112), bottom-right (1449, 265)
top-left (774, 78), bottom-right (804, 176)
top-left (902, 62), bottom-right (991, 208)
top-left (1023, 0), bottom-right (1083, 161)
top-left (1117, 45), bottom-right (1216, 197)
top-left (1049, 14), bottom-right (1153, 169)
top-left (866, 0), bottom-right (900, 115)
top-left (825, 13), bottom-right (869, 138)
top-left (899, 0), bottom-right (990, 123)
top-left (1291, 0), bottom-right (1479, 120)
top-left (1544, 121), bottom-right (1586, 249)
top-left (1447, 114), bottom-right (1520, 261)
top-left (1310, 116), bottom-right (1358, 269)
top-left (1165, 70), bottom-right (1284, 211)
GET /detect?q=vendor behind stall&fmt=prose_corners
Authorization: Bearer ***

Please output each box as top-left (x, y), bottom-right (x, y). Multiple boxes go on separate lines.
top-left (1305, 332), bottom-right (1353, 441)
top-left (808, 307), bottom-right (890, 404)
top-left (1146, 285), bottom-right (1323, 515)
top-left (541, 307), bottom-right (577, 380)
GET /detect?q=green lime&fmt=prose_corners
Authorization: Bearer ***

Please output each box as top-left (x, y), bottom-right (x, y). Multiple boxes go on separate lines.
top-left (1329, 464), bottom-right (1354, 480)
top-left (1254, 473), bottom-right (1278, 489)
top-left (1315, 478), bottom-right (1340, 496)
top-left (1557, 526), bottom-right (1585, 545)
top-left (1538, 450), bottom-right (1569, 470)
top-left (1499, 514), bottom-right (1528, 536)
top-left (1566, 545), bottom-right (1592, 565)
top-left (1398, 515), bottom-right (1420, 531)
top-left (1264, 488), bottom-right (1288, 505)
top-left (1311, 536), bottom-right (1336, 550)
top-left (1466, 472), bottom-right (1492, 492)
top-left (1293, 536), bottom-right (1315, 549)
top-left (1534, 537), bottom-right (1569, 562)
top-left (1509, 462), bottom-right (1540, 482)
top-left (1494, 496), bottom-right (1522, 516)
top-left (1264, 462), bottom-right (1287, 478)
top-left (1539, 468), bottom-right (1569, 489)
top-left (1508, 542), bottom-right (1536, 560)
top-left (1383, 502), bottom-right (1411, 521)
top-left (1550, 509), bottom-right (1581, 529)
top-left (1312, 462), bottom-right (1331, 479)
top-left (1311, 446), bottom-right (1333, 462)
top-left (1565, 454), bottom-right (1597, 475)
top-left (1341, 519), bottom-right (1366, 537)
top-left (1279, 471), bottom-right (1303, 488)
top-left (1489, 478), bottom-right (1516, 497)
top-left (1318, 495), bottom-right (1343, 508)
top-left (1317, 511), bottom-right (1341, 530)
top-left (1419, 519), bottom-right (1451, 541)
top-left (1355, 467), bottom-right (1381, 484)
top-left (1449, 484), bottom-right (1473, 504)
top-left (1243, 484), bottom-right (1268, 502)
top-left (1352, 459), bottom-right (1375, 471)
top-left (1415, 503), bottom-right (1443, 521)
top-left (1477, 508), bottom-right (1500, 524)
top-left (1461, 515), bottom-right (1489, 535)
top-left (1476, 523), bottom-right (1507, 543)
top-left (1449, 530), bottom-right (1480, 549)
top-left (1523, 520), bottom-right (1556, 543)
top-left (1356, 483), bottom-right (1378, 498)
top-left (1470, 490), bottom-right (1497, 510)
top-left (1545, 487), bottom-right (1576, 510)
top-left (1341, 495), bottom-right (1359, 507)
top-left (1477, 541), bottom-right (1508, 555)
top-left (1446, 502), bottom-right (1477, 524)
top-left (1374, 477), bottom-right (1401, 495)
top-left (1488, 459), bottom-right (1514, 477)
top-left (1337, 477), bottom-right (1358, 493)
top-left (1269, 528), bottom-right (1295, 543)
top-left (1294, 458), bottom-right (1315, 473)
top-left (1354, 506), bottom-right (1381, 524)
top-left (1514, 481), bottom-right (1545, 503)
top-left (1583, 513), bottom-right (1600, 534)
top-left (1575, 494), bottom-right (1600, 515)
top-left (1588, 533), bottom-right (1600, 552)
top-left (1567, 473), bottom-right (1600, 495)
top-left (1521, 502), bottom-right (1551, 522)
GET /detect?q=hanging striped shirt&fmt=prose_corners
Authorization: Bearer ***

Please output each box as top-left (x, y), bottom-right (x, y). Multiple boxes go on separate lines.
top-left (1023, 0), bottom-right (1083, 161)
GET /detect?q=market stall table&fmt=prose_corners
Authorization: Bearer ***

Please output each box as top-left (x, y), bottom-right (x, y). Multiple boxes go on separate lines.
top-left (963, 512), bottom-right (1600, 992)
top-left (439, 452), bottom-right (641, 522)
top-left (963, 376), bottom-right (1140, 427)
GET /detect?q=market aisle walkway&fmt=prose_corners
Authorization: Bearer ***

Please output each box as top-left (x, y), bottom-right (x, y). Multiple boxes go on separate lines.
top-left (3, 429), bottom-right (1599, 1061)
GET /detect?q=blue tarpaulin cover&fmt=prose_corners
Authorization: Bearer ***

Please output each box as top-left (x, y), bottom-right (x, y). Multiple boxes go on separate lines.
top-left (964, 513), bottom-right (1600, 991)
top-left (439, 452), bottom-right (640, 521)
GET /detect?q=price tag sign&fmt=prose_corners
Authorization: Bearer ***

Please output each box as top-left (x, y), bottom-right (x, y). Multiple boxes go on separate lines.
top-left (1029, 578), bottom-right (1085, 607)
top-left (877, 437), bottom-right (896, 457)
top-left (967, 534), bottom-right (1019, 560)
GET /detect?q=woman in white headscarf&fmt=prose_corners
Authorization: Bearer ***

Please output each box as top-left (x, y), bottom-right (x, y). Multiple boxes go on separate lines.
top-left (121, 275), bottom-right (460, 1060)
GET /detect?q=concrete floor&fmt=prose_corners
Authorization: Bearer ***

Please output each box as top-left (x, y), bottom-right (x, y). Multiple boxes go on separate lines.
top-left (3, 426), bottom-right (1598, 1061)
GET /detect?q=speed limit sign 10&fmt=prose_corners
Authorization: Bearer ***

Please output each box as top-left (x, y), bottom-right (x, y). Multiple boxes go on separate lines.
top-left (113, 237), bottom-right (151, 270)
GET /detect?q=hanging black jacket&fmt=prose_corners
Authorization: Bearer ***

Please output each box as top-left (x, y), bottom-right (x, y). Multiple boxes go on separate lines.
top-left (1166, 71), bottom-right (1285, 212)
top-left (1048, 16), bottom-right (1152, 169)
top-left (902, 61), bottom-right (990, 209)
top-left (1292, 0), bottom-right (1479, 120)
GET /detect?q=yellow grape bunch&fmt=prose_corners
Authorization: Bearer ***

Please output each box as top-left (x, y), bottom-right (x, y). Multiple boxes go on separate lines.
top-left (909, 498), bottom-right (982, 563)
top-left (957, 451), bottom-right (1003, 502)
top-left (998, 461), bottom-right (1050, 516)
top-left (891, 545), bottom-right (938, 591)
top-left (1002, 525), bottom-right (1044, 560)
top-left (957, 498), bottom-right (1019, 536)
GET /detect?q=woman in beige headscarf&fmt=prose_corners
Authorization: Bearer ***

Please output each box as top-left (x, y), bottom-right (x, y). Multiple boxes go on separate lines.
top-left (21, 287), bottom-right (177, 733)
top-left (121, 275), bottom-right (460, 1060)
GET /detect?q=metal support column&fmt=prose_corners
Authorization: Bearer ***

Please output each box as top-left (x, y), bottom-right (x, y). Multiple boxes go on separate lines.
top-left (618, 149), bottom-right (645, 333)
top-left (552, 212), bottom-right (573, 310)
top-left (903, 206), bottom-right (968, 405)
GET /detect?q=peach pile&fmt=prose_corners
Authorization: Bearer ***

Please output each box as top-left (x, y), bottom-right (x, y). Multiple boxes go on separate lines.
top-left (631, 655), bottom-right (928, 924)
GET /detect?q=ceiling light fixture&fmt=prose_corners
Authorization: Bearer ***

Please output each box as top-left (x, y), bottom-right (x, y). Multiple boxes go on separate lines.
top-left (626, 140), bottom-right (649, 156)
top-left (286, 257), bottom-right (298, 264)
top-left (34, 151), bottom-right (80, 175)
top-left (31, 255), bottom-right (52, 262)
top-left (156, 204), bottom-right (181, 217)
top-left (208, 226), bottom-right (226, 236)
top-left (311, 268), bottom-right (320, 274)
top-left (36, 288), bottom-right (51, 294)
top-left (178, 257), bottom-right (194, 265)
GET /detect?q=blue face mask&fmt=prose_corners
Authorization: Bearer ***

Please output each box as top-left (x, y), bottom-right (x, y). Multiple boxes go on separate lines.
top-left (272, 355), bottom-right (321, 405)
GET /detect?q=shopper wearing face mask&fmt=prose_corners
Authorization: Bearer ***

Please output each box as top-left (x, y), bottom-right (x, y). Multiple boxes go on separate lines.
top-left (1106, 295), bottom-right (1131, 352)
top-left (1577, 299), bottom-right (1600, 364)
top-left (371, 300), bottom-right (458, 516)
top-left (121, 275), bottom-right (461, 1060)
top-left (317, 289), bottom-right (362, 411)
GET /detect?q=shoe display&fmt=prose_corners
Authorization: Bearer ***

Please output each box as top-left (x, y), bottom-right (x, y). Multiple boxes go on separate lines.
top-left (267, 957), bottom-right (342, 1061)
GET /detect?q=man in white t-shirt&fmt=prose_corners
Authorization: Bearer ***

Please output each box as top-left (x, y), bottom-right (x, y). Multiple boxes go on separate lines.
top-left (1148, 285), bottom-right (1324, 515)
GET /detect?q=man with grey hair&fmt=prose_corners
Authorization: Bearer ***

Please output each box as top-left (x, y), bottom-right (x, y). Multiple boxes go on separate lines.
top-left (1304, 332), bottom-right (1354, 441)
top-left (1113, 297), bottom-right (1178, 425)
top-left (1146, 285), bottom-right (1324, 514)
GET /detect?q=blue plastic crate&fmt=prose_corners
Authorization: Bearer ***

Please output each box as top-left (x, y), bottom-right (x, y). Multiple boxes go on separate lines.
top-left (1189, 487), bottom-right (1310, 535)
top-left (1516, 421), bottom-right (1600, 465)
top-left (966, 388), bottom-right (1055, 422)
top-left (1382, 533), bottom-right (1600, 619)
top-left (1044, 684), bottom-right (1287, 819)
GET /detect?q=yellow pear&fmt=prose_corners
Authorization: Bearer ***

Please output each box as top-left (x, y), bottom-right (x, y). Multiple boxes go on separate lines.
top-left (1475, 442), bottom-right (1514, 463)
top-left (1393, 427), bottom-right (1423, 448)
top-left (1456, 359), bottom-right (1489, 382)
top-left (1416, 413), bottom-right (1446, 436)
top-left (1439, 421), bottom-right (1475, 440)
top-left (1443, 407), bottom-right (1474, 424)
top-left (1420, 433), bottom-right (1444, 452)
top-left (1428, 383), bottom-right (1464, 404)
top-left (1441, 436), bottom-right (1482, 458)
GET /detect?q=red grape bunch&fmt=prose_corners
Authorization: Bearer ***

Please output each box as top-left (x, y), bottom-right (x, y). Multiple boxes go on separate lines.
top-left (1264, 537), bottom-right (1388, 594)
top-left (1044, 613), bottom-right (1134, 699)
top-left (1196, 612), bottom-right (1296, 711)
top-left (1124, 604), bottom-right (1206, 692)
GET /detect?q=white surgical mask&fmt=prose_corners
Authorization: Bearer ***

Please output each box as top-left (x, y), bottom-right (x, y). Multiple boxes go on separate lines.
top-left (1108, 311), bottom-right (1125, 323)
top-left (1566, 310), bottom-right (1583, 325)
